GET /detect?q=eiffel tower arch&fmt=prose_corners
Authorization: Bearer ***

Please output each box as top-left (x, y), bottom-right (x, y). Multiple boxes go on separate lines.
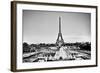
top-left (56, 17), bottom-right (64, 49)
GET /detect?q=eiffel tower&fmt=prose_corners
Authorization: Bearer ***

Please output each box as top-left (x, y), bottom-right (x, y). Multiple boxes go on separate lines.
top-left (56, 17), bottom-right (64, 49)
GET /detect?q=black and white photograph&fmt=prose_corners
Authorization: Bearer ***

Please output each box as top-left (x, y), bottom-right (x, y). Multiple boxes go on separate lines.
top-left (22, 10), bottom-right (91, 62)
top-left (11, 1), bottom-right (97, 71)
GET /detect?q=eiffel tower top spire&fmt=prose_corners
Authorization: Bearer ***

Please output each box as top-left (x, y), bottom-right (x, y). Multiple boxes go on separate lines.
top-left (59, 17), bottom-right (61, 33)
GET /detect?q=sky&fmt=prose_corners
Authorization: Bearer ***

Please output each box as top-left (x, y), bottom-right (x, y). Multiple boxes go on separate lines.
top-left (23, 10), bottom-right (91, 44)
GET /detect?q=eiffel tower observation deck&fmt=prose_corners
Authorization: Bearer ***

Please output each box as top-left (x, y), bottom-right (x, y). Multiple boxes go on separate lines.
top-left (56, 17), bottom-right (64, 49)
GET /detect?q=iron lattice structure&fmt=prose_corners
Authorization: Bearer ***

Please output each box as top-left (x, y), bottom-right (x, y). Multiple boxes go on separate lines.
top-left (56, 17), bottom-right (64, 49)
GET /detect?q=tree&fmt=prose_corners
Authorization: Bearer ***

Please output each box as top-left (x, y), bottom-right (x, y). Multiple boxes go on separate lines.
top-left (23, 42), bottom-right (30, 53)
top-left (79, 42), bottom-right (91, 51)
